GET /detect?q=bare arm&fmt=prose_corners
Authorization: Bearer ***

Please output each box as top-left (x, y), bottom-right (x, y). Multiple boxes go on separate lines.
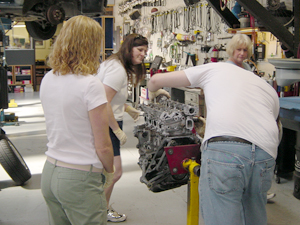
top-left (104, 84), bottom-right (120, 131)
top-left (148, 70), bottom-right (191, 92)
top-left (103, 84), bottom-right (127, 145)
top-left (89, 103), bottom-right (114, 173)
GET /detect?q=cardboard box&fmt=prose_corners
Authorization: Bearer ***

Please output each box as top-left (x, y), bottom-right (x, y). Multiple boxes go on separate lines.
top-left (21, 69), bottom-right (31, 75)
top-left (140, 87), bottom-right (148, 100)
top-left (25, 85), bottom-right (33, 93)
top-left (139, 96), bottom-right (150, 105)
top-left (14, 86), bottom-right (24, 93)
top-left (22, 80), bottom-right (31, 84)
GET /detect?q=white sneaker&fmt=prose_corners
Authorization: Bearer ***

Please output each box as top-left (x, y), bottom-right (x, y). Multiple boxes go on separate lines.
top-left (107, 206), bottom-right (127, 222)
top-left (267, 192), bottom-right (276, 201)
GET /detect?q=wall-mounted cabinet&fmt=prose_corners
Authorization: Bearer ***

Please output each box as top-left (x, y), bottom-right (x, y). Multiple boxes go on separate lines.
top-left (5, 49), bottom-right (35, 92)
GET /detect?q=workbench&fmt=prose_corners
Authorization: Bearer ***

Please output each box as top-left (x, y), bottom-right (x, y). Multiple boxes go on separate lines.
top-left (276, 97), bottom-right (300, 184)
top-left (279, 97), bottom-right (300, 131)
top-left (278, 97), bottom-right (300, 199)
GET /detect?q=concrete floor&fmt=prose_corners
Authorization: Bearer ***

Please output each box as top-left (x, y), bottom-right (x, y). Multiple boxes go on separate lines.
top-left (0, 92), bottom-right (300, 225)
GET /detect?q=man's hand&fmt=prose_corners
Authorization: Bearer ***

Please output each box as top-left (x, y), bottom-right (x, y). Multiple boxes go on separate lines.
top-left (149, 89), bottom-right (171, 102)
top-left (113, 128), bottom-right (127, 145)
top-left (194, 116), bottom-right (206, 138)
top-left (125, 105), bottom-right (140, 122)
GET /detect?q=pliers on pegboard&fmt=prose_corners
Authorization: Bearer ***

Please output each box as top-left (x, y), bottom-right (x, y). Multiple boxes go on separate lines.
top-left (185, 52), bottom-right (196, 67)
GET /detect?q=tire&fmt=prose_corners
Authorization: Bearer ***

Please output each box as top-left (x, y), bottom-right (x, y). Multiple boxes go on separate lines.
top-left (0, 137), bottom-right (31, 185)
top-left (25, 21), bottom-right (57, 40)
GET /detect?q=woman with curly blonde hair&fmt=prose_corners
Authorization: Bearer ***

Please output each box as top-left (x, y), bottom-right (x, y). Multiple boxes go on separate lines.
top-left (40, 15), bottom-right (114, 225)
top-left (48, 16), bottom-right (103, 75)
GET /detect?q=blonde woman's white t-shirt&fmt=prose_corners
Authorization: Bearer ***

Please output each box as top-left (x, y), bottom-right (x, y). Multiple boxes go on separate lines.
top-left (40, 71), bottom-right (107, 168)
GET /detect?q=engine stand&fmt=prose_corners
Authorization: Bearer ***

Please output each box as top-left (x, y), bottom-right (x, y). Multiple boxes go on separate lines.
top-left (182, 158), bottom-right (201, 225)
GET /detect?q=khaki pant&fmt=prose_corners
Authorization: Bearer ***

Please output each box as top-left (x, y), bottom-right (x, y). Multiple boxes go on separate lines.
top-left (41, 160), bottom-right (107, 225)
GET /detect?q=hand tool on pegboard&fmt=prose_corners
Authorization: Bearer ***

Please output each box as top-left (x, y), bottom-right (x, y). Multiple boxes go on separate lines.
top-left (185, 51), bottom-right (196, 67)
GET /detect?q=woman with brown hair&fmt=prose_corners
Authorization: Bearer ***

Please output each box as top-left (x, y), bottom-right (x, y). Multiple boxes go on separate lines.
top-left (97, 33), bottom-right (150, 222)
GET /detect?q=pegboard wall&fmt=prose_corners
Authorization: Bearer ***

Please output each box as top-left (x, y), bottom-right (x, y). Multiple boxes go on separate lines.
top-left (113, 0), bottom-right (288, 75)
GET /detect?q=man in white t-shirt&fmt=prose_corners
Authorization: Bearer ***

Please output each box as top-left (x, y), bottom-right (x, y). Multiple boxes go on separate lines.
top-left (148, 62), bottom-right (280, 225)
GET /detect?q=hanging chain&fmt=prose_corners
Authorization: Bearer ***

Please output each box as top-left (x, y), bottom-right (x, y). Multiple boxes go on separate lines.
top-left (189, 6), bottom-right (196, 32)
top-left (195, 2), bottom-right (202, 30)
top-left (174, 8), bottom-right (180, 30)
top-left (211, 7), bottom-right (221, 34)
top-left (148, 0), bottom-right (225, 35)
top-left (183, 7), bottom-right (188, 32)
top-left (206, 5), bottom-right (212, 32)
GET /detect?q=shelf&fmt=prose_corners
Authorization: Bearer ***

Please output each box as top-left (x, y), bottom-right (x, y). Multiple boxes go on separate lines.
top-left (36, 65), bottom-right (50, 69)
top-left (7, 65), bottom-right (33, 90)
top-left (227, 27), bottom-right (267, 34)
top-left (8, 84), bottom-right (27, 86)
top-left (16, 75), bottom-right (31, 81)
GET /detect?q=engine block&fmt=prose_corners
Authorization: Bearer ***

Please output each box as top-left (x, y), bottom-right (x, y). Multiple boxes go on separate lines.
top-left (134, 98), bottom-right (201, 192)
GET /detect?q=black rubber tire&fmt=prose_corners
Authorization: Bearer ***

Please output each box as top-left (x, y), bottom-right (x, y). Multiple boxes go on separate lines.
top-left (0, 137), bottom-right (31, 185)
top-left (25, 21), bottom-right (57, 40)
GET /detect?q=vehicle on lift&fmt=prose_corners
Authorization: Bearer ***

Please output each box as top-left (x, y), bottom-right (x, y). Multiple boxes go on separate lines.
top-left (0, 0), bottom-right (107, 40)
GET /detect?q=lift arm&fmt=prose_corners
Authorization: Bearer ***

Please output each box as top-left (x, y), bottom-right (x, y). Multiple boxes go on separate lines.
top-left (206, 0), bottom-right (240, 28)
top-left (206, 0), bottom-right (299, 57)
top-left (237, 0), bottom-right (299, 57)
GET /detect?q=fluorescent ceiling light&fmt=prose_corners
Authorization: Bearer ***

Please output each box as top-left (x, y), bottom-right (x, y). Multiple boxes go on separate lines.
top-left (13, 25), bottom-right (26, 28)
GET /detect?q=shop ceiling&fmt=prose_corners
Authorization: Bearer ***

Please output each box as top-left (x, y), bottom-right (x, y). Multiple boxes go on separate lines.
top-left (207, 0), bottom-right (299, 56)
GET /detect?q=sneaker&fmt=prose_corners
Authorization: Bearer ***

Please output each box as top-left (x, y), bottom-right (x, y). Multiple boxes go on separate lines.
top-left (267, 192), bottom-right (276, 202)
top-left (107, 206), bottom-right (127, 222)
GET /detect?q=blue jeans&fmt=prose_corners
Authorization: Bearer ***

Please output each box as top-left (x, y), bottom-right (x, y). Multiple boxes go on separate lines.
top-left (199, 141), bottom-right (275, 225)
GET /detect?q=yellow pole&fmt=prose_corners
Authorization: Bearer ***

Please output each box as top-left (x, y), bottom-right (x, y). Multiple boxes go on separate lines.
top-left (182, 158), bottom-right (201, 225)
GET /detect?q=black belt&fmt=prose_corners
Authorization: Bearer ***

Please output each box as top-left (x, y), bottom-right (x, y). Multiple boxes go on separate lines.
top-left (208, 136), bottom-right (252, 145)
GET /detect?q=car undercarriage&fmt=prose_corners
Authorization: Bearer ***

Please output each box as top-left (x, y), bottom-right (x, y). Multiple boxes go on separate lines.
top-left (0, 0), bottom-right (107, 40)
